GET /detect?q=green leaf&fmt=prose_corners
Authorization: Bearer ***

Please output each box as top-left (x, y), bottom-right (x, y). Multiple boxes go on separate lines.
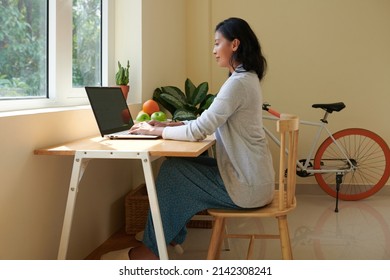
top-left (185, 78), bottom-right (196, 103)
top-left (161, 86), bottom-right (187, 104)
top-left (192, 82), bottom-right (209, 105)
top-left (160, 92), bottom-right (186, 109)
top-left (153, 88), bottom-right (176, 116)
top-left (197, 94), bottom-right (216, 115)
top-left (201, 94), bottom-right (216, 110)
top-left (184, 103), bottom-right (198, 113)
top-left (173, 108), bottom-right (197, 121)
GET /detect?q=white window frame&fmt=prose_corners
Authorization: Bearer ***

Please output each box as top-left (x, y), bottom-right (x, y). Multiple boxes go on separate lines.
top-left (0, 0), bottom-right (110, 113)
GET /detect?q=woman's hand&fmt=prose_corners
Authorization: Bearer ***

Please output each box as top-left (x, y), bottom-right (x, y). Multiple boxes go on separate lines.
top-left (147, 120), bottom-right (169, 127)
top-left (130, 120), bottom-right (184, 136)
top-left (129, 122), bottom-right (164, 137)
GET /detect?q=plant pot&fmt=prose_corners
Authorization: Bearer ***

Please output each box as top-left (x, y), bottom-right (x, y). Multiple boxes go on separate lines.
top-left (119, 85), bottom-right (130, 100)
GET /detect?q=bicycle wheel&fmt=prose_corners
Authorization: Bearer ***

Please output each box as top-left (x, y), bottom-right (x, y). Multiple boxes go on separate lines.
top-left (314, 128), bottom-right (390, 200)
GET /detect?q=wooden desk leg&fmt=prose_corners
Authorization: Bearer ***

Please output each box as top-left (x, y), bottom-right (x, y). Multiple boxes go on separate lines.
top-left (141, 153), bottom-right (169, 260)
top-left (57, 153), bottom-right (89, 260)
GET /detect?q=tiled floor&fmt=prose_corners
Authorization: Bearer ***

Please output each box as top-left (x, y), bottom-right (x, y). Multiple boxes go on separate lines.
top-left (90, 188), bottom-right (390, 260)
top-left (170, 191), bottom-right (390, 260)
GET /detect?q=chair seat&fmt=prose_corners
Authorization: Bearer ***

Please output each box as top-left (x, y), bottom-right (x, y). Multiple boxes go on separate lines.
top-left (208, 190), bottom-right (296, 218)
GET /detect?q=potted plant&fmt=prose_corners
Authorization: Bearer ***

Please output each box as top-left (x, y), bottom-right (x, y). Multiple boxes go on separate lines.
top-left (153, 78), bottom-right (216, 121)
top-left (115, 60), bottom-right (130, 99)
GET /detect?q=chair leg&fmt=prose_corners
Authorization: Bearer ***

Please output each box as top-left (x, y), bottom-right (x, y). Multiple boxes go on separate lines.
top-left (246, 235), bottom-right (255, 260)
top-left (207, 217), bottom-right (226, 260)
top-left (277, 215), bottom-right (293, 260)
top-left (222, 224), bottom-right (231, 251)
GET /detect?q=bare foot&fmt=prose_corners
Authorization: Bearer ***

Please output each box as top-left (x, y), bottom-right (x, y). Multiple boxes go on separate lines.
top-left (130, 245), bottom-right (159, 260)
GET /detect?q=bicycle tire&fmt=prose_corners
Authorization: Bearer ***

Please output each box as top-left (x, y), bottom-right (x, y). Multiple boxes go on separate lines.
top-left (313, 128), bottom-right (390, 200)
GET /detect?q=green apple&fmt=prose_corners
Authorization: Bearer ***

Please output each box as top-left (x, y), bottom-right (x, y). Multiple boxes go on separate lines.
top-left (136, 111), bottom-right (151, 122)
top-left (151, 111), bottom-right (167, 122)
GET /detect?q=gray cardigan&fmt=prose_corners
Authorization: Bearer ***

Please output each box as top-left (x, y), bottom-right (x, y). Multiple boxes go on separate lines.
top-left (162, 67), bottom-right (275, 208)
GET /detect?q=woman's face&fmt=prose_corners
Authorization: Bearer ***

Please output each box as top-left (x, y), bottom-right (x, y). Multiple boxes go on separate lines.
top-left (213, 31), bottom-right (239, 72)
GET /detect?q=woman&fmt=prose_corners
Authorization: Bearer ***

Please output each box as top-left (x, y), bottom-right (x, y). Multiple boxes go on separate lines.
top-left (102, 17), bottom-right (274, 260)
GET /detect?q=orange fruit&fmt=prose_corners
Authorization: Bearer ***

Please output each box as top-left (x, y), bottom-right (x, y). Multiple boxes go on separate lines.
top-left (142, 99), bottom-right (160, 115)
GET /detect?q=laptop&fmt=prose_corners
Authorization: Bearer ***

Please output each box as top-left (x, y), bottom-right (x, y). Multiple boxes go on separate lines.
top-left (85, 87), bottom-right (158, 139)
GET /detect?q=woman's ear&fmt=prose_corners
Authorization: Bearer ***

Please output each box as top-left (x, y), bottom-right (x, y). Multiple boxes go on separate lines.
top-left (232, 39), bottom-right (240, 51)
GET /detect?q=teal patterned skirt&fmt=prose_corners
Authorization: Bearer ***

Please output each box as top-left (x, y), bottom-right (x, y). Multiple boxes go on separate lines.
top-left (142, 156), bottom-right (240, 257)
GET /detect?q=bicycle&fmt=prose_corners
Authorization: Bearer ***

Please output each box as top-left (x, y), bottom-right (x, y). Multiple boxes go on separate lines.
top-left (262, 102), bottom-right (390, 211)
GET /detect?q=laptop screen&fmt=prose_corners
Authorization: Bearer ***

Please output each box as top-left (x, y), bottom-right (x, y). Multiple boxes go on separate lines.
top-left (85, 87), bottom-right (134, 136)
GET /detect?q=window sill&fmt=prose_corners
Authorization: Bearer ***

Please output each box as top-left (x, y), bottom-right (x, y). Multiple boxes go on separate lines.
top-left (0, 103), bottom-right (141, 119)
top-left (0, 105), bottom-right (91, 118)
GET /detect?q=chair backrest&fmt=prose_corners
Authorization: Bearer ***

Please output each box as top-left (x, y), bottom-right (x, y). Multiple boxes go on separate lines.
top-left (276, 114), bottom-right (299, 211)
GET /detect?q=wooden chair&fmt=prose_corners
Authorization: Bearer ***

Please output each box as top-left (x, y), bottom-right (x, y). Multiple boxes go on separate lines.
top-left (207, 114), bottom-right (299, 260)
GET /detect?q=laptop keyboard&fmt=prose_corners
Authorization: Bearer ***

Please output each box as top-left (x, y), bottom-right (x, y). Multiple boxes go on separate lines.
top-left (114, 130), bottom-right (130, 135)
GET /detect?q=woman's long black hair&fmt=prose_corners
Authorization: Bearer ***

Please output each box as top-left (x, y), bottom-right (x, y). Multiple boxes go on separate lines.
top-left (215, 17), bottom-right (267, 81)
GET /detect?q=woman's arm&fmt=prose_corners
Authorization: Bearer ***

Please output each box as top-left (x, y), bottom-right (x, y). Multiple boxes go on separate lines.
top-left (148, 120), bottom-right (184, 127)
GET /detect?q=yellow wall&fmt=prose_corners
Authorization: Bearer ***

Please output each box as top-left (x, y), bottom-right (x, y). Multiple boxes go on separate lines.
top-left (0, 106), bottom-right (147, 259)
top-left (0, 0), bottom-right (389, 260)
top-left (117, 0), bottom-right (188, 104)
top-left (189, 0), bottom-right (390, 148)
top-left (187, 0), bottom-right (390, 186)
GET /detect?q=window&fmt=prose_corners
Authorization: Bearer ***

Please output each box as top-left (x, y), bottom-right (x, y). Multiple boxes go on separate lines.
top-left (0, 0), bottom-right (48, 100)
top-left (72, 0), bottom-right (102, 88)
top-left (0, 0), bottom-right (108, 112)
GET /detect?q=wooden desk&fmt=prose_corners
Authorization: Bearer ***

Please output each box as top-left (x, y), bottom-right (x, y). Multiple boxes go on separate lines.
top-left (34, 136), bottom-right (215, 260)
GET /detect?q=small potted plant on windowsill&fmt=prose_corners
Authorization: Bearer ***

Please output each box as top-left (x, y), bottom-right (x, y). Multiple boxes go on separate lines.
top-left (115, 60), bottom-right (130, 100)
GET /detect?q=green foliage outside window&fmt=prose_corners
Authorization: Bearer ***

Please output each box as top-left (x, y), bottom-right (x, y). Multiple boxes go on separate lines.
top-left (0, 0), bottom-right (47, 98)
top-left (0, 0), bottom-right (102, 99)
top-left (72, 0), bottom-right (102, 88)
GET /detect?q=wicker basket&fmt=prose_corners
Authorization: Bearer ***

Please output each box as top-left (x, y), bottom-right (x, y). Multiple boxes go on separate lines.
top-left (187, 210), bottom-right (212, 229)
top-left (125, 184), bottom-right (150, 234)
top-left (125, 184), bottom-right (212, 235)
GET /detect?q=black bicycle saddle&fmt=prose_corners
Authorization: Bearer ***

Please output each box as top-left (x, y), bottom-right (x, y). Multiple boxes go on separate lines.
top-left (312, 102), bottom-right (346, 113)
